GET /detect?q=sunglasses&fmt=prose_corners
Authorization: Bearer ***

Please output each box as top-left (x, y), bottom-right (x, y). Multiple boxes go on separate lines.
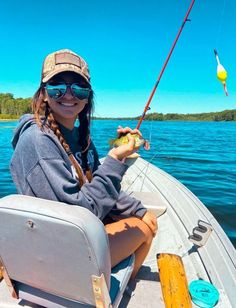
top-left (45, 82), bottom-right (91, 100)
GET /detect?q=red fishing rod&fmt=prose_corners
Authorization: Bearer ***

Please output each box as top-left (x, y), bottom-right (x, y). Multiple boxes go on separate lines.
top-left (136, 0), bottom-right (196, 130)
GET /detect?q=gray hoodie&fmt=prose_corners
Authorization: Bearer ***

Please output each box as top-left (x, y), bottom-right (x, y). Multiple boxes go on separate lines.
top-left (10, 115), bottom-right (147, 220)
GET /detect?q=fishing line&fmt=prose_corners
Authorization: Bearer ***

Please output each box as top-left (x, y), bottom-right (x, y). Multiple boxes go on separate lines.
top-left (140, 161), bottom-right (150, 192)
top-left (125, 150), bottom-right (161, 193)
top-left (216, 0), bottom-right (227, 49)
top-left (148, 111), bottom-right (154, 145)
top-left (139, 114), bottom-right (155, 190)
top-left (213, 0), bottom-right (228, 96)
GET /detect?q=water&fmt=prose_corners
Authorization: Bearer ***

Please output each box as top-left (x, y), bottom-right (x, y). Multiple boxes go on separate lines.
top-left (1, 119), bottom-right (236, 247)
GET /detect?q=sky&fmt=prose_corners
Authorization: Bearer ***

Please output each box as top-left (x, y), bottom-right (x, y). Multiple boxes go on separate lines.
top-left (0, 0), bottom-right (235, 117)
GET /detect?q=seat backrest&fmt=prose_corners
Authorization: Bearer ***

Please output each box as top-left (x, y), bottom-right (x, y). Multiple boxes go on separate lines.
top-left (0, 195), bottom-right (111, 306)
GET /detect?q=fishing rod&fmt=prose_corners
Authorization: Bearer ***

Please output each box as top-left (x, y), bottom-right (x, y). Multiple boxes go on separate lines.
top-left (136, 0), bottom-right (196, 130)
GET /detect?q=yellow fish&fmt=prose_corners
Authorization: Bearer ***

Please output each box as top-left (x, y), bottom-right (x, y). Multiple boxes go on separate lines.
top-left (109, 133), bottom-right (150, 150)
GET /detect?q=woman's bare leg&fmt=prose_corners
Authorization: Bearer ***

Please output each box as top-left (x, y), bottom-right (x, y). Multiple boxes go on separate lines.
top-left (105, 217), bottom-right (154, 280)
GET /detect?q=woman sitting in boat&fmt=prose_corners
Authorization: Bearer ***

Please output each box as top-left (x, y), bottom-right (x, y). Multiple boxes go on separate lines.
top-left (10, 49), bottom-right (157, 279)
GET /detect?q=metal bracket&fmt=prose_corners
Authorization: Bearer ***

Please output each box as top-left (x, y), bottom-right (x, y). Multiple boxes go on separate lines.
top-left (189, 220), bottom-right (213, 247)
top-left (0, 259), bottom-right (3, 281)
top-left (0, 257), bottom-right (18, 299)
top-left (92, 274), bottom-right (112, 308)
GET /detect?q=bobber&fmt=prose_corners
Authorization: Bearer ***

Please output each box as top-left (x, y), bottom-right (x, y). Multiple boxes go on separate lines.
top-left (214, 49), bottom-right (228, 96)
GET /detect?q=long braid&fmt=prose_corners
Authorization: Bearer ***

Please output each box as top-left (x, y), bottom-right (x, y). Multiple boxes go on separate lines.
top-left (47, 111), bottom-right (86, 187)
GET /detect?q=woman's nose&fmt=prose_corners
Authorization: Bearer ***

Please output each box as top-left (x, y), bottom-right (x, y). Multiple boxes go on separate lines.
top-left (63, 85), bottom-right (74, 100)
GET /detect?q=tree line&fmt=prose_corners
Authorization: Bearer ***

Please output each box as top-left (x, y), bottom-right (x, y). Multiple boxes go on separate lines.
top-left (0, 92), bottom-right (235, 121)
top-left (141, 109), bottom-right (236, 121)
top-left (94, 109), bottom-right (236, 121)
top-left (0, 93), bottom-right (31, 119)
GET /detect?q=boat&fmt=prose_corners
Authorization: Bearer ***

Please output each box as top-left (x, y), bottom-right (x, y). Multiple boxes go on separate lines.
top-left (0, 156), bottom-right (236, 307)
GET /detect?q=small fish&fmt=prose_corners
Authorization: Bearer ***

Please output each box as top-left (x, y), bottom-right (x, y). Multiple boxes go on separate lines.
top-left (109, 133), bottom-right (150, 150)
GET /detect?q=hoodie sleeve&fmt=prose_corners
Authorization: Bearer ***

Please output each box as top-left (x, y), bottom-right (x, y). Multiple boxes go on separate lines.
top-left (26, 154), bottom-right (128, 221)
top-left (89, 143), bottom-right (147, 219)
top-left (108, 190), bottom-right (147, 219)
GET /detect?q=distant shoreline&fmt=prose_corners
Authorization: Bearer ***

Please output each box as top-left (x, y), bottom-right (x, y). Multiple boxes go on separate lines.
top-left (1, 119), bottom-right (236, 123)
top-left (0, 109), bottom-right (236, 122)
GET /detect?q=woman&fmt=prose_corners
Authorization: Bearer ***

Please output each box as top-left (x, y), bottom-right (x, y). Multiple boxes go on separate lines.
top-left (10, 49), bottom-right (157, 279)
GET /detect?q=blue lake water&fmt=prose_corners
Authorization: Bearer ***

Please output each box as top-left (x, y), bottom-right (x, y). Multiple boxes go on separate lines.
top-left (1, 119), bottom-right (236, 247)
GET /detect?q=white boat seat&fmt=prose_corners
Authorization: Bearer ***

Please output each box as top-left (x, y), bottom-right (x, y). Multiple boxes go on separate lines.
top-left (0, 195), bottom-right (135, 308)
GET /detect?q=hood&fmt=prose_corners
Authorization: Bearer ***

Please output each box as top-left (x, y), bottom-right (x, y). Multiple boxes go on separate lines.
top-left (12, 114), bottom-right (36, 149)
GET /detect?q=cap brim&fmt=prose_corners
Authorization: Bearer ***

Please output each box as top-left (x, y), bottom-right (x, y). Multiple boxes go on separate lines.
top-left (42, 66), bottom-right (90, 84)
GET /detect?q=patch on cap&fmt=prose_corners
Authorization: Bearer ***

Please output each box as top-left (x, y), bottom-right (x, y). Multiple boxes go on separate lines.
top-left (41, 49), bottom-right (90, 84)
top-left (55, 52), bottom-right (82, 68)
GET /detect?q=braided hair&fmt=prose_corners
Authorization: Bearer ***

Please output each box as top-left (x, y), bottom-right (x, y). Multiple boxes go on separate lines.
top-left (32, 82), bottom-right (94, 187)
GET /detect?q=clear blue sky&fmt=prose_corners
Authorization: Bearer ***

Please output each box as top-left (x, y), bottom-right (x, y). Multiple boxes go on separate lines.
top-left (0, 0), bottom-right (235, 117)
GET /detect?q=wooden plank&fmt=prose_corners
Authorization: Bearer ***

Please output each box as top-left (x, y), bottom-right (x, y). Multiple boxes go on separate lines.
top-left (157, 253), bottom-right (192, 308)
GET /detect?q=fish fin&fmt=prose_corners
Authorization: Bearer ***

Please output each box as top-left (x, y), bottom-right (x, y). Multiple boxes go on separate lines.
top-left (109, 139), bottom-right (115, 147)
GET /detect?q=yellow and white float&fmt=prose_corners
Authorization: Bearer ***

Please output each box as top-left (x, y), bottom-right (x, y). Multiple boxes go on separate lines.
top-left (214, 49), bottom-right (228, 96)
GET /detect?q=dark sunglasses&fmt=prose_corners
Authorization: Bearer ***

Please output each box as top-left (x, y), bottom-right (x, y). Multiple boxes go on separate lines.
top-left (45, 82), bottom-right (91, 100)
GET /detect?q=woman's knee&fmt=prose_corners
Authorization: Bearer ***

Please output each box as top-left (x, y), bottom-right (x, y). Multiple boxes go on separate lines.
top-left (126, 217), bottom-right (154, 244)
top-left (105, 216), bottom-right (153, 244)
top-left (139, 219), bottom-right (154, 243)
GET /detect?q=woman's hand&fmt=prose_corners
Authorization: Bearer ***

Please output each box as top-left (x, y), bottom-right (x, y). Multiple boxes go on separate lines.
top-left (141, 211), bottom-right (158, 236)
top-left (108, 133), bottom-right (136, 161)
top-left (117, 126), bottom-right (142, 138)
top-left (108, 126), bottom-right (142, 161)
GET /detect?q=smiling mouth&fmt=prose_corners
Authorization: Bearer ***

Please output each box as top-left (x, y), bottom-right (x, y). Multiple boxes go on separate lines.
top-left (58, 102), bottom-right (77, 107)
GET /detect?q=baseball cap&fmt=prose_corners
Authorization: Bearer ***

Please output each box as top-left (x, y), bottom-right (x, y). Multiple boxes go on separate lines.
top-left (41, 49), bottom-right (91, 84)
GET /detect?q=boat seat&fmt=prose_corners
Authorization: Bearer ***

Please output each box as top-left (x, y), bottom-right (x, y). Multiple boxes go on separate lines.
top-left (0, 195), bottom-right (135, 308)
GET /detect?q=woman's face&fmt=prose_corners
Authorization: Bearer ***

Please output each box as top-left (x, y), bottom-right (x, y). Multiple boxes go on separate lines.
top-left (45, 72), bottom-right (90, 129)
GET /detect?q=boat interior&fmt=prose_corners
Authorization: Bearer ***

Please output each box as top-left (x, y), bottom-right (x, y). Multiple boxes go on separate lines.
top-left (0, 157), bottom-right (235, 307)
